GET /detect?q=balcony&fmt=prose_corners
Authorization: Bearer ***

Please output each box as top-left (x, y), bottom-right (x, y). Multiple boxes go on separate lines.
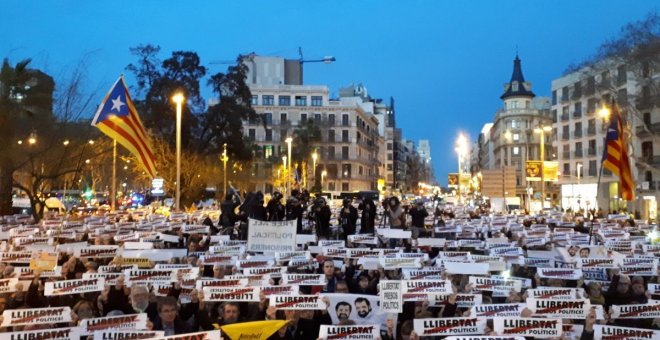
top-left (562, 133), bottom-right (570, 140)
top-left (587, 148), bottom-right (596, 156)
top-left (587, 126), bottom-right (596, 135)
top-left (574, 149), bottom-right (583, 157)
top-left (561, 113), bottom-right (569, 121)
top-left (636, 122), bottom-right (660, 136)
top-left (574, 130), bottom-right (582, 138)
top-left (588, 168), bottom-right (597, 177)
top-left (642, 155), bottom-right (660, 166)
top-left (573, 109), bottom-right (582, 118)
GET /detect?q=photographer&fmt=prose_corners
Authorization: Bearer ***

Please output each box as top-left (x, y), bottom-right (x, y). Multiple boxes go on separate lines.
top-left (285, 197), bottom-right (305, 233)
top-left (309, 198), bottom-right (332, 239)
top-left (408, 199), bottom-right (429, 239)
top-left (339, 198), bottom-right (358, 241)
top-left (266, 192), bottom-right (285, 221)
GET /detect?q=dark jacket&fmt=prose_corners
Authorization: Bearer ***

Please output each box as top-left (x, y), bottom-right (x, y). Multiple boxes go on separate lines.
top-left (358, 199), bottom-right (377, 234)
top-left (153, 316), bottom-right (193, 335)
top-left (339, 205), bottom-right (358, 236)
top-left (408, 205), bottom-right (429, 228)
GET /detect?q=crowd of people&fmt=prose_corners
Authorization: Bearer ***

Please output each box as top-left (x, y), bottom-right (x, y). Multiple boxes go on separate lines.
top-left (0, 189), bottom-right (658, 339)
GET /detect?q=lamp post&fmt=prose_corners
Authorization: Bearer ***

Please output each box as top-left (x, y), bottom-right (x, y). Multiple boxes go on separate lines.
top-left (172, 92), bottom-right (185, 212)
top-left (282, 156), bottom-right (288, 195)
top-left (455, 134), bottom-right (468, 205)
top-left (285, 137), bottom-right (292, 196)
top-left (221, 143), bottom-right (229, 198)
top-left (321, 170), bottom-right (327, 191)
top-left (534, 125), bottom-right (552, 210)
top-left (577, 162), bottom-right (582, 214)
top-left (311, 150), bottom-right (318, 191)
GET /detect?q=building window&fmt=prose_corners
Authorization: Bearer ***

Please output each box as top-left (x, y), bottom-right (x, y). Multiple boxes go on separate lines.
top-left (512, 82), bottom-right (519, 92)
top-left (328, 146), bottom-right (335, 159)
top-left (342, 114), bottom-right (349, 126)
top-left (264, 113), bottom-right (272, 125)
top-left (513, 133), bottom-right (520, 141)
top-left (265, 129), bottom-right (272, 142)
top-left (387, 153), bottom-right (393, 161)
top-left (342, 183), bottom-right (349, 191)
top-left (328, 114), bottom-right (335, 126)
top-left (359, 166), bottom-right (363, 175)
top-left (300, 113), bottom-right (307, 123)
top-left (278, 95), bottom-right (290, 106)
top-left (328, 130), bottom-right (335, 143)
top-left (342, 146), bottom-right (349, 159)
top-left (248, 129), bottom-right (255, 141)
top-left (295, 96), bottom-right (307, 106)
top-left (263, 95), bottom-right (274, 106)
top-left (311, 96), bottom-right (322, 106)
top-left (563, 163), bottom-right (569, 176)
top-left (511, 101), bottom-right (518, 109)
top-left (251, 95), bottom-right (258, 105)
top-left (513, 147), bottom-right (520, 155)
top-left (511, 119), bottom-right (519, 128)
top-left (314, 113), bottom-right (321, 123)
top-left (387, 143), bottom-right (393, 150)
top-left (342, 130), bottom-right (349, 143)
top-left (588, 160), bottom-right (597, 176)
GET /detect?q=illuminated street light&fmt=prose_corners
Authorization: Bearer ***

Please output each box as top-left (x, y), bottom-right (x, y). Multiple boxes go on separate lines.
top-left (172, 92), bottom-right (185, 212)
top-left (28, 131), bottom-right (37, 145)
top-left (88, 140), bottom-right (95, 145)
top-left (455, 133), bottom-right (469, 204)
top-left (598, 105), bottom-right (610, 119)
top-left (321, 169), bottom-right (327, 191)
top-left (63, 140), bottom-right (70, 146)
top-left (17, 140), bottom-right (22, 145)
top-left (311, 150), bottom-right (318, 190)
top-left (285, 137), bottom-right (293, 198)
top-left (534, 125), bottom-right (553, 209)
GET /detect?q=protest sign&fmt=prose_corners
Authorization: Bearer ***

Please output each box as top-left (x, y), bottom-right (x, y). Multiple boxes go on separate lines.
top-left (14, 265), bottom-right (62, 279)
top-left (247, 218), bottom-right (296, 253)
top-left (621, 265), bottom-right (657, 276)
top-left (202, 286), bottom-right (261, 302)
top-left (379, 257), bottom-right (422, 269)
top-left (470, 303), bottom-right (525, 317)
top-left (121, 249), bottom-right (187, 262)
top-left (243, 266), bottom-right (287, 277)
top-left (379, 280), bottom-right (403, 313)
top-left (0, 327), bottom-right (79, 340)
top-left (45, 278), bottom-right (105, 296)
top-left (319, 240), bottom-right (345, 248)
top-left (428, 294), bottom-right (483, 308)
top-left (610, 302), bottom-right (660, 319)
top-left (93, 330), bottom-right (164, 340)
top-left (593, 325), bottom-right (659, 340)
top-left (648, 283), bottom-right (660, 295)
top-left (582, 268), bottom-right (609, 281)
top-left (0, 278), bottom-right (18, 294)
top-left (444, 261), bottom-right (489, 275)
top-left (74, 245), bottom-right (119, 258)
top-left (1, 306), bottom-right (72, 327)
top-left (220, 321), bottom-right (284, 340)
top-left (401, 268), bottom-right (444, 280)
top-left (195, 278), bottom-right (248, 290)
top-left (124, 269), bottom-right (175, 284)
top-left (377, 228), bottom-right (412, 239)
top-left (403, 280), bottom-right (453, 294)
top-left (318, 325), bottom-right (380, 340)
top-left (78, 313), bottom-right (149, 336)
top-left (414, 318), bottom-right (486, 337)
top-left (527, 287), bottom-right (582, 300)
top-left (348, 234), bottom-right (378, 245)
top-left (269, 294), bottom-right (326, 310)
top-left (562, 324), bottom-right (584, 340)
top-left (29, 251), bottom-right (58, 271)
top-left (0, 251), bottom-right (33, 263)
top-left (83, 272), bottom-right (122, 286)
top-left (296, 233), bottom-right (317, 244)
top-left (468, 276), bottom-right (522, 296)
top-left (236, 259), bottom-right (275, 269)
top-left (282, 273), bottom-right (326, 285)
top-left (537, 268), bottom-right (583, 280)
top-left (493, 318), bottom-right (562, 338)
top-left (526, 298), bottom-right (591, 318)
top-left (275, 251), bottom-right (310, 262)
top-left (438, 251), bottom-right (471, 261)
top-left (578, 257), bottom-right (617, 269)
top-left (259, 285), bottom-right (300, 296)
top-left (321, 293), bottom-right (396, 338)
top-left (112, 257), bottom-right (152, 268)
top-left (201, 254), bottom-right (237, 265)
top-left (417, 238), bottom-right (446, 247)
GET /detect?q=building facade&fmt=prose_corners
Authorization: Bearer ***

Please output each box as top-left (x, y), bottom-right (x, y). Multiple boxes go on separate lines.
top-left (552, 59), bottom-right (660, 218)
top-left (488, 55), bottom-right (555, 209)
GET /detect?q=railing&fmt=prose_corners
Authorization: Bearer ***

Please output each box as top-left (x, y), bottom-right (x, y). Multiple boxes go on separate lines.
top-left (587, 148), bottom-right (596, 156)
top-left (561, 113), bottom-right (569, 121)
top-left (574, 149), bottom-right (583, 157)
top-left (636, 122), bottom-right (660, 135)
top-left (587, 126), bottom-right (596, 135)
top-left (573, 109), bottom-right (582, 118)
top-left (562, 133), bottom-right (570, 140)
top-left (574, 130), bottom-right (582, 138)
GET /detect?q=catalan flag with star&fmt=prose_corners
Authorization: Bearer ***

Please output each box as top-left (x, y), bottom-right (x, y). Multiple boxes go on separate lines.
top-left (601, 105), bottom-right (634, 200)
top-left (91, 76), bottom-right (157, 178)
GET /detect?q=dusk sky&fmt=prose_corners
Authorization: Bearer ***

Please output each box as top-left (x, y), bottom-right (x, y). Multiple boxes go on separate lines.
top-left (1, 1), bottom-right (657, 186)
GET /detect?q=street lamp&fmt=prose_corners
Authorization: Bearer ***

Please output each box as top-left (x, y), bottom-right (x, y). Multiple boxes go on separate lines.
top-left (172, 92), bottom-right (185, 212)
top-left (221, 143), bottom-right (229, 198)
top-left (598, 105), bottom-right (611, 119)
top-left (321, 169), bottom-right (327, 191)
top-left (285, 137), bottom-right (293, 197)
top-left (311, 150), bottom-right (318, 190)
top-left (534, 125), bottom-right (552, 209)
top-left (282, 156), bottom-right (288, 194)
top-left (576, 163), bottom-right (582, 213)
top-left (28, 131), bottom-right (37, 145)
top-left (455, 133), bottom-right (468, 204)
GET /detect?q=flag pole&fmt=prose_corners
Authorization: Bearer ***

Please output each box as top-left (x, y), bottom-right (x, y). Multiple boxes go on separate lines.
top-left (589, 160), bottom-right (604, 245)
top-left (111, 139), bottom-right (117, 212)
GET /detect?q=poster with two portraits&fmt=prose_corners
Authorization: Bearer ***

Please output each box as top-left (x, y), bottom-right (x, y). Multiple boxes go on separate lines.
top-left (321, 293), bottom-right (396, 339)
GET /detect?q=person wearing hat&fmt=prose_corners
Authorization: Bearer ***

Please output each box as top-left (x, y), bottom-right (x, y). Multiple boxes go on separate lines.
top-left (285, 197), bottom-right (304, 233)
top-left (408, 199), bottom-right (429, 239)
top-left (339, 198), bottom-right (358, 242)
top-left (357, 196), bottom-right (377, 235)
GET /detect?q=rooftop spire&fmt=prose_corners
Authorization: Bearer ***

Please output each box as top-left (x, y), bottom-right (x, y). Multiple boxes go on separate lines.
top-left (501, 54), bottom-right (535, 100)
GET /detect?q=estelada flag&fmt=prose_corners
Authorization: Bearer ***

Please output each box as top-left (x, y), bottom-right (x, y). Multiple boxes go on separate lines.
top-left (220, 320), bottom-right (287, 340)
top-left (601, 105), bottom-right (634, 200)
top-left (91, 76), bottom-right (157, 178)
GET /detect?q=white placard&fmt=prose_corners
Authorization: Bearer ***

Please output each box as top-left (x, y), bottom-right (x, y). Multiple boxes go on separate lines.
top-left (269, 294), bottom-right (327, 310)
top-left (79, 313), bottom-right (149, 336)
top-left (537, 268), bottom-right (583, 280)
top-left (202, 286), bottom-right (260, 302)
top-left (379, 280), bottom-right (403, 313)
top-left (247, 218), bottom-right (297, 253)
top-left (0, 327), bottom-right (79, 340)
top-left (610, 302), bottom-right (660, 319)
top-left (413, 317), bottom-right (486, 337)
top-left (282, 273), bottom-right (326, 285)
top-left (444, 261), bottom-right (489, 275)
top-left (493, 318), bottom-right (562, 338)
top-left (593, 324), bottom-right (660, 340)
top-left (402, 280), bottom-right (453, 294)
top-left (0, 278), bottom-right (18, 294)
top-left (526, 298), bottom-right (591, 318)
top-left (93, 330), bottom-right (165, 340)
top-left (45, 278), bottom-right (105, 296)
top-left (1, 307), bottom-right (72, 327)
top-left (470, 303), bottom-right (525, 318)
top-left (318, 325), bottom-right (380, 340)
